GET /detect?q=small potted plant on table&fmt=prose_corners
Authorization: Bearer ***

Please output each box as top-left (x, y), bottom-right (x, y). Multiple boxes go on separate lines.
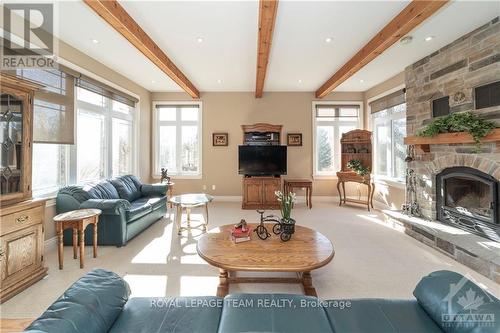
top-left (275, 191), bottom-right (296, 242)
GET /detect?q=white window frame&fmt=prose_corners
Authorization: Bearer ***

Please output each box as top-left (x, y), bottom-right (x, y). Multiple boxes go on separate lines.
top-left (74, 89), bottom-right (136, 183)
top-left (312, 101), bottom-right (363, 179)
top-left (368, 84), bottom-right (406, 188)
top-left (152, 101), bottom-right (203, 179)
top-left (372, 110), bottom-right (406, 180)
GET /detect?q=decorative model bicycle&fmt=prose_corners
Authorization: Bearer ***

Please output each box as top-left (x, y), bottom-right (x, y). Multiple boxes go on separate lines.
top-left (254, 210), bottom-right (295, 242)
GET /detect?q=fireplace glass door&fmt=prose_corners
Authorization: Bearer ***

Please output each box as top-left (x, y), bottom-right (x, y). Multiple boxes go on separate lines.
top-left (436, 166), bottom-right (499, 242)
top-left (444, 175), bottom-right (493, 220)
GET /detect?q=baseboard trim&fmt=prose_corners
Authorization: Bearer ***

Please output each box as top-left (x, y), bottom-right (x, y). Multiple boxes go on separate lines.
top-left (213, 195), bottom-right (341, 203)
top-left (213, 196), bottom-right (242, 202)
top-left (373, 200), bottom-right (391, 211)
top-left (44, 236), bottom-right (57, 252)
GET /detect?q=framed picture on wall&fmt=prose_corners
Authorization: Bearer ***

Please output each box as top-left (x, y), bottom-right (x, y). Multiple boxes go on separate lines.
top-left (213, 133), bottom-right (228, 146)
top-left (287, 133), bottom-right (302, 146)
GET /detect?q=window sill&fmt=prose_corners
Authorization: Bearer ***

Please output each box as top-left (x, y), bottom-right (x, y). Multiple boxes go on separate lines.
top-left (373, 176), bottom-right (406, 189)
top-left (152, 174), bottom-right (202, 180)
top-left (33, 193), bottom-right (57, 207)
top-left (312, 174), bottom-right (338, 180)
top-left (33, 189), bottom-right (59, 200)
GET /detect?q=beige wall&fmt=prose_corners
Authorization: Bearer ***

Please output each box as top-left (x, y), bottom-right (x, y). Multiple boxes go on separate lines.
top-left (364, 72), bottom-right (406, 209)
top-left (152, 91), bottom-right (367, 197)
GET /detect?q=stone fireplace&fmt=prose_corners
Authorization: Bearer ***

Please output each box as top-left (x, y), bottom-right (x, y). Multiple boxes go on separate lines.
top-left (404, 17), bottom-right (500, 229)
top-left (384, 18), bottom-right (500, 283)
top-left (436, 166), bottom-right (499, 241)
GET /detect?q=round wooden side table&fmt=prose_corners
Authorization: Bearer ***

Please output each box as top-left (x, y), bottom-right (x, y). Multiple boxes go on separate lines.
top-left (53, 209), bottom-right (101, 269)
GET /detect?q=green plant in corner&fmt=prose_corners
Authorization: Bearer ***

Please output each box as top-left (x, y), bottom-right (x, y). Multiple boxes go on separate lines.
top-left (347, 159), bottom-right (370, 177)
top-left (417, 112), bottom-right (496, 151)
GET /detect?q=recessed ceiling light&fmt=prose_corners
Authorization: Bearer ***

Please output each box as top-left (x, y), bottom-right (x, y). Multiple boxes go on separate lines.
top-left (359, 79), bottom-right (365, 83)
top-left (217, 79), bottom-right (222, 84)
top-left (91, 38), bottom-right (99, 44)
top-left (400, 35), bottom-right (413, 45)
top-left (298, 79), bottom-right (303, 84)
top-left (151, 80), bottom-right (156, 84)
top-left (196, 37), bottom-right (204, 43)
top-left (424, 36), bottom-right (435, 42)
top-left (324, 37), bottom-right (333, 43)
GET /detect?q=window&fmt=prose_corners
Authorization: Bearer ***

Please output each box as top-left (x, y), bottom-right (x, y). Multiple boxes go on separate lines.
top-left (76, 87), bottom-right (135, 182)
top-left (32, 144), bottom-right (69, 197)
top-left (313, 103), bottom-right (362, 177)
top-left (372, 103), bottom-right (406, 181)
top-left (17, 68), bottom-right (75, 144)
top-left (20, 68), bottom-right (137, 196)
top-left (154, 103), bottom-right (202, 178)
top-left (17, 68), bottom-right (75, 196)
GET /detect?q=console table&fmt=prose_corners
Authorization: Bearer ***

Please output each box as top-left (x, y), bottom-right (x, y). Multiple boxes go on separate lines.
top-left (336, 172), bottom-right (375, 211)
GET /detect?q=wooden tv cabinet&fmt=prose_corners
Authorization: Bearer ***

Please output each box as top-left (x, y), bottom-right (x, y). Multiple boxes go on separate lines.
top-left (242, 176), bottom-right (281, 210)
top-left (240, 123), bottom-right (283, 210)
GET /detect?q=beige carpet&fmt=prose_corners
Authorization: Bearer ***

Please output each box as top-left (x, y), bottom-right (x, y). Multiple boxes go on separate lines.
top-left (1, 201), bottom-right (499, 318)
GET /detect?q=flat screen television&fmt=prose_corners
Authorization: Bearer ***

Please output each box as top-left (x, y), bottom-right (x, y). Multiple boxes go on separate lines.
top-left (238, 145), bottom-right (287, 176)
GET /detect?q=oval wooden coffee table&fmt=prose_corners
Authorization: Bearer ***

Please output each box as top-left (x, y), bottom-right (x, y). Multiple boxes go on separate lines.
top-left (197, 223), bottom-right (334, 297)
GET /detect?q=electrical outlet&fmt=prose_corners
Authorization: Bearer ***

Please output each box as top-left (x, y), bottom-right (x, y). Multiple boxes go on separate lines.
top-left (212, 185), bottom-right (216, 190)
top-left (203, 184), bottom-right (207, 190)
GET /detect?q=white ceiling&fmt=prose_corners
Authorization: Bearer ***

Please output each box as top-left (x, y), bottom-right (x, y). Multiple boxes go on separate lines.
top-left (53, 0), bottom-right (500, 93)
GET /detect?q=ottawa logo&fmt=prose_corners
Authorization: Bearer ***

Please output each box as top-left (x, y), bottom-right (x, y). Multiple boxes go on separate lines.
top-left (441, 276), bottom-right (496, 329)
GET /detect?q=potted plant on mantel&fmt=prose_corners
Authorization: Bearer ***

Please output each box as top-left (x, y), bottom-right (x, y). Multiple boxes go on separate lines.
top-left (275, 191), bottom-right (296, 242)
top-left (406, 112), bottom-right (499, 152)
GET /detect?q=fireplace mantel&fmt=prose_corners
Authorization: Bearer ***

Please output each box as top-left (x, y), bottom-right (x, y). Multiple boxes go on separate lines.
top-left (404, 128), bottom-right (500, 152)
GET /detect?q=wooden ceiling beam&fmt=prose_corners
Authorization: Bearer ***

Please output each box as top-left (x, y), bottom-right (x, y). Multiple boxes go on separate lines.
top-left (255, 0), bottom-right (279, 98)
top-left (83, 0), bottom-right (199, 98)
top-left (315, 0), bottom-right (449, 98)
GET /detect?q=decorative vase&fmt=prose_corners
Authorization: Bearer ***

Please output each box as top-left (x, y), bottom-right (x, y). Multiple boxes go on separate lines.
top-left (279, 217), bottom-right (295, 242)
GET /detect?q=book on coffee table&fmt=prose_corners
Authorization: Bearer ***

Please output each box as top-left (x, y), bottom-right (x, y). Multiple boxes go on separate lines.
top-left (230, 225), bottom-right (252, 244)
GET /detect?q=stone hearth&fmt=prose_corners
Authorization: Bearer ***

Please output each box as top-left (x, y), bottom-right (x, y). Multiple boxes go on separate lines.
top-left (383, 210), bottom-right (500, 283)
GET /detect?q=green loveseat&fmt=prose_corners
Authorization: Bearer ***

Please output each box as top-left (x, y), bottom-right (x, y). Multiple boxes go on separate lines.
top-left (24, 269), bottom-right (499, 332)
top-left (56, 175), bottom-right (168, 247)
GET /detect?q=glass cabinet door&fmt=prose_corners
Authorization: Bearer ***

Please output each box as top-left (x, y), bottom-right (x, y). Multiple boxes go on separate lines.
top-left (1, 93), bottom-right (24, 195)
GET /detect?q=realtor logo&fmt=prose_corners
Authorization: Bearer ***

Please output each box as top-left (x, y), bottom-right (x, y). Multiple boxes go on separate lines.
top-left (441, 275), bottom-right (496, 329)
top-left (2, 3), bottom-right (56, 69)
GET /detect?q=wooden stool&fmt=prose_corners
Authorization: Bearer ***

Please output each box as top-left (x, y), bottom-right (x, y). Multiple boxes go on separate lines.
top-left (53, 209), bottom-right (101, 269)
top-left (284, 179), bottom-right (313, 209)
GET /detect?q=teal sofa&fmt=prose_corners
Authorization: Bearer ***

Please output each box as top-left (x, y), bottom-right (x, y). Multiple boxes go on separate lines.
top-left (25, 269), bottom-right (499, 333)
top-left (56, 175), bottom-right (168, 247)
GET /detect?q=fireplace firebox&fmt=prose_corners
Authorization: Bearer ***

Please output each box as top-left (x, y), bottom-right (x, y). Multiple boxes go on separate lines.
top-left (436, 167), bottom-right (499, 242)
